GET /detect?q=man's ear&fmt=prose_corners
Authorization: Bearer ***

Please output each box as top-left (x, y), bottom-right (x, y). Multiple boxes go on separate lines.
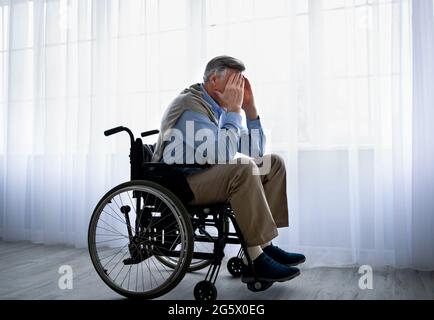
top-left (208, 73), bottom-right (219, 87)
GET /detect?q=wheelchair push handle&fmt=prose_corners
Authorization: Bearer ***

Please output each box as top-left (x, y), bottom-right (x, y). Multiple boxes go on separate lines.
top-left (104, 126), bottom-right (135, 146)
top-left (104, 126), bottom-right (125, 137)
top-left (141, 130), bottom-right (159, 138)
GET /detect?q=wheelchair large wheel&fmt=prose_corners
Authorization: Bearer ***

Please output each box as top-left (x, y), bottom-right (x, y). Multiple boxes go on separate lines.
top-left (156, 219), bottom-right (229, 272)
top-left (88, 180), bottom-right (193, 299)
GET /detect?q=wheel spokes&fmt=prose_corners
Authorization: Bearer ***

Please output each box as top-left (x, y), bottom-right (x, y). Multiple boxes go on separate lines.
top-left (91, 186), bottom-right (189, 295)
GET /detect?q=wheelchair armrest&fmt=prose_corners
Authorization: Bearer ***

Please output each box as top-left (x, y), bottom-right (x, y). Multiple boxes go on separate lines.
top-left (140, 162), bottom-right (205, 204)
top-left (142, 163), bottom-right (211, 169)
top-left (171, 164), bottom-right (211, 169)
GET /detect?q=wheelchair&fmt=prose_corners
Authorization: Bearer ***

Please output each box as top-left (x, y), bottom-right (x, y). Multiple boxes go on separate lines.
top-left (88, 126), bottom-right (275, 301)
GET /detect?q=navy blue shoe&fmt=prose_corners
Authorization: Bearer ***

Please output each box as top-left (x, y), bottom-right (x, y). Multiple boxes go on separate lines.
top-left (263, 244), bottom-right (306, 266)
top-left (241, 253), bottom-right (300, 283)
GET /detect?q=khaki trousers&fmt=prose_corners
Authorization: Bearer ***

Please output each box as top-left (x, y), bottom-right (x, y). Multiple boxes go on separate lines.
top-left (186, 154), bottom-right (289, 246)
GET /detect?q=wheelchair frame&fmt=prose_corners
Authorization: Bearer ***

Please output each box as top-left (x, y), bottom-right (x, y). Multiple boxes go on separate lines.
top-left (88, 126), bottom-right (268, 301)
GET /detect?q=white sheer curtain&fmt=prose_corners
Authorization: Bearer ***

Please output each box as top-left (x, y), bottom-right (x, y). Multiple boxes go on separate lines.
top-left (0, 0), bottom-right (433, 269)
top-left (0, 0), bottom-right (192, 247)
top-left (202, 0), bottom-right (417, 268)
top-left (412, 0), bottom-right (434, 270)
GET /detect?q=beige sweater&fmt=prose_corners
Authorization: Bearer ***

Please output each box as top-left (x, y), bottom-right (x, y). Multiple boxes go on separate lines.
top-left (152, 84), bottom-right (219, 162)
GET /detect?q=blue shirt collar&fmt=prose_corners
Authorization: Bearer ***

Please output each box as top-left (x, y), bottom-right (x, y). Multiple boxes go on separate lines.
top-left (200, 84), bottom-right (223, 119)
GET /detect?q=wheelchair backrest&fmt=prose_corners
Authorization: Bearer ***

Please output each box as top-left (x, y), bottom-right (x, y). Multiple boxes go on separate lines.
top-left (143, 143), bottom-right (155, 163)
top-left (130, 137), bottom-right (195, 204)
top-left (131, 138), bottom-right (156, 180)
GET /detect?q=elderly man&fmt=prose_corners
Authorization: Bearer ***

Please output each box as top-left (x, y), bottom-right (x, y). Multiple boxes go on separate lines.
top-left (153, 56), bottom-right (305, 283)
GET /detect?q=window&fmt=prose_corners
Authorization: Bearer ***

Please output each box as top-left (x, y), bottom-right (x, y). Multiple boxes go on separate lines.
top-left (203, 0), bottom-right (411, 149)
top-left (0, 0), bottom-right (411, 155)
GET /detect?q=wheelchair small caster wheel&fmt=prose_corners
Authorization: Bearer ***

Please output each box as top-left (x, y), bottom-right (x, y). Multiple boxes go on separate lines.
top-left (227, 257), bottom-right (244, 277)
top-left (247, 281), bottom-right (273, 292)
top-left (194, 281), bottom-right (217, 301)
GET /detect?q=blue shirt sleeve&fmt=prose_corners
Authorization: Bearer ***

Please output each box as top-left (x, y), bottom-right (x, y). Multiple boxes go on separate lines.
top-left (162, 110), bottom-right (243, 164)
top-left (238, 116), bottom-right (266, 157)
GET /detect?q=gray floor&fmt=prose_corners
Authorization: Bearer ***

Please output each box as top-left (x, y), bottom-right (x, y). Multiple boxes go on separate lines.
top-left (0, 241), bottom-right (433, 300)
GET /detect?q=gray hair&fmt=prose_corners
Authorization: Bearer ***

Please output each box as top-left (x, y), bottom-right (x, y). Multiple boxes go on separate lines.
top-left (203, 56), bottom-right (246, 83)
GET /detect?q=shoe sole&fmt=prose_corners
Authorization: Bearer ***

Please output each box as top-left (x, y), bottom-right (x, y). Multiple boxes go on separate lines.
top-left (286, 258), bottom-right (306, 267)
top-left (241, 269), bottom-right (301, 284)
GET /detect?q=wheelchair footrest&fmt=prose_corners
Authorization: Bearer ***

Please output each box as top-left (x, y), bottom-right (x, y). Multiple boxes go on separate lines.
top-left (246, 281), bottom-right (274, 292)
top-left (123, 245), bottom-right (152, 265)
top-left (123, 254), bottom-right (151, 265)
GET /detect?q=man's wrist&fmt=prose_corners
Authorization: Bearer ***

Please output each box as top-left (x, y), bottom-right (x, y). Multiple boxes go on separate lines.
top-left (227, 106), bottom-right (242, 114)
top-left (246, 110), bottom-right (259, 120)
top-left (225, 111), bottom-right (244, 131)
top-left (247, 114), bottom-right (262, 130)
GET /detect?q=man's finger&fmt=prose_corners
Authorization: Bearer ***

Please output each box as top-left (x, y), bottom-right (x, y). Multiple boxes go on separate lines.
top-left (231, 73), bottom-right (239, 86)
top-left (244, 77), bottom-right (250, 88)
top-left (236, 73), bottom-right (243, 87)
top-left (240, 74), bottom-right (245, 87)
top-left (215, 90), bottom-right (223, 100)
top-left (228, 73), bottom-right (237, 86)
top-left (240, 77), bottom-right (245, 90)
